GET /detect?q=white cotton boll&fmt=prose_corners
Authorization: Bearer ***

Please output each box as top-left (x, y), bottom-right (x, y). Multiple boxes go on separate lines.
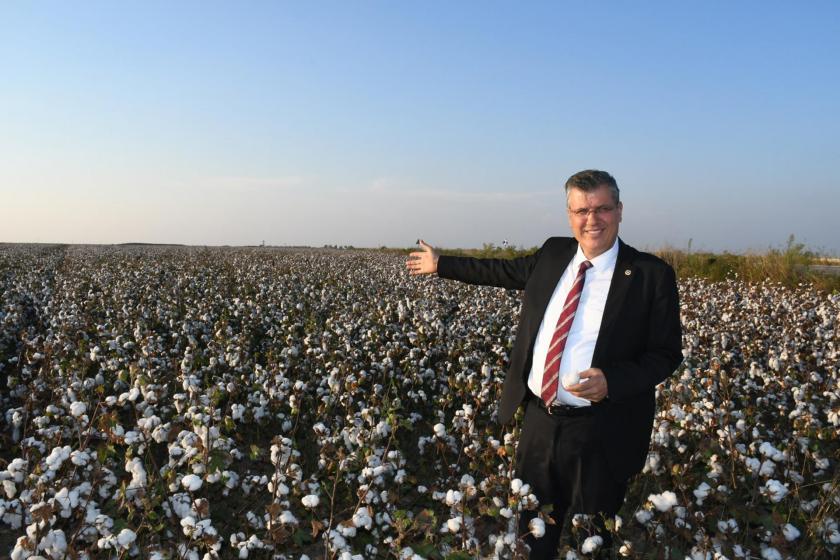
top-left (279, 510), bottom-right (298, 525)
top-left (70, 450), bottom-right (91, 467)
top-left (116, 528), bottom-right (136, 548)
top-left (687, 547), bottom-right (712, 560)
top-left (499, 508), bottom-right (513, 519)
top-left (693, 482), bottom-right (712, 505)
top-left (70, 402), bottom-right (87, 417)
top-left (338, 524), bottom-right (357, 538)
top-left (433, 423), bottom-right (446, 437)
top-left (800, 499), bottom-right (820, 513)
top-left (643, 452), bottom-right (660, 474)
top-left (181, 516), bottom-right (197, 536)
top-left (40, 528), bottom-right (68, 558)
top-left (760, 547), bottom-right (782, 560)
top-left (580, 535), bottom-right (603, 553)
top-left (269, 481), bottom-right (289, 496)
top-left (445, 490), bottom-right (462, 506)
top-left (126, 457), bottom-right (147, 489)
top-left (446, 516), bottom-right (462, 533)
top-left (758, 442), bottom-right (785, 462)
top-left (722, 518), bottom-right (739, 533)
top-left (572, 514), bottom-right (589, 528)
top-left (510, 478), bottom-right (523, 494)
top-left (301, 495), bottom-right (319, 508)
top-left (562, 371), bottom-right (580, 388)
top-left (763, 480), bottom-right (788, 503)
top-left (647, 491), bottom-right (678, 512)
top-left (375, 420), bottom-right (391, 437)
top-left (529, 517), bottom-right (545, 538)
top-left (124, 431), bottom-right (142, 445)
top-left (352, 508), bottom-right (372, 530)
top-left (635, 509), bottom-right (653, 524)
top-left (759, 460), bottom-right (775, 476)
top-left (3, 480), bottom-right (16, 498)
top-left (7, 459), bottom-right (27, 483)
top-left (45, 446), bottom-right (71, 471)
top-left (54, 486), bottom-right (79, 517)
top-left (181, 475), bottom-right (203, 492)
top-left (782, 523), bottom-right (800, 541)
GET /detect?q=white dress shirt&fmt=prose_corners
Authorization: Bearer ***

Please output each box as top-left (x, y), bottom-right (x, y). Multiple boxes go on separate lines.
top-left (526, 238), bottom-right (619, 406)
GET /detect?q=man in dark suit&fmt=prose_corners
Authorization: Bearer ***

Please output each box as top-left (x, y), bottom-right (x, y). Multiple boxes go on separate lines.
top-left (406, 170), bottom-right (682, 558)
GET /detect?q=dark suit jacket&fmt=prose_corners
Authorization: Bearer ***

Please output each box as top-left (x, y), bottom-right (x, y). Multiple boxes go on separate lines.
top-left (437, 237), bottom-right (683, 481)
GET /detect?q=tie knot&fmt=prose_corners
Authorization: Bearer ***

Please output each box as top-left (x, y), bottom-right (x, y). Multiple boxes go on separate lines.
top-left (579, 260), bottom-right (593, 273)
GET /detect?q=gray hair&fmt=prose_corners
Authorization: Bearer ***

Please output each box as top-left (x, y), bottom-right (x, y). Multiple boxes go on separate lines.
top-left (565, 169), bottom-right (620, 205)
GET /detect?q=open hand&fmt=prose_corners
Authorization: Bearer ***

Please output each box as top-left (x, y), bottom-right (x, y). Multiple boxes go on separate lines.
top-left (565, 368), bottom-right (609, 402)
top-left (406, 239), bottom-right (440, 275)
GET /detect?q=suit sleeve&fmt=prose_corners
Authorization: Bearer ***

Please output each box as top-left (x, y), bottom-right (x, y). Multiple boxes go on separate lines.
top-left (436, 247), bottom-right (542, 291)
top-left (601, 265), bottom-right (683, 402)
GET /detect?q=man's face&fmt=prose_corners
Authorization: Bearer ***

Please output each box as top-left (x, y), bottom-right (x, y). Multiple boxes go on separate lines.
top-left (567, 185), bottom-right (623, 259)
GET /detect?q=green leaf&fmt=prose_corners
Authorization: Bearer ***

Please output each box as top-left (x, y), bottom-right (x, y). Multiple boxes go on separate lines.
top-left (208, 450), bottom-right (228, 473)
top-left (292, 529), bottom-right (311, 546)
top-left (412, 542), bottom-right (442, 558)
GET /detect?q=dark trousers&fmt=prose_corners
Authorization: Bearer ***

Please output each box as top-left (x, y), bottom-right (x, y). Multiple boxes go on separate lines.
top-left (516, 400), bottom-right (628, 559)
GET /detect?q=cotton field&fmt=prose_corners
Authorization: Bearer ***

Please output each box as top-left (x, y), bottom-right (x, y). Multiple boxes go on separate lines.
top-left (0, 245), bottom-right (837, 559)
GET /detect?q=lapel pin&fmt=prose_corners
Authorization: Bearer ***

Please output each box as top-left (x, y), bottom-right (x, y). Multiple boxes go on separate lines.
top-left (624, 269), bottom-right (631, 276)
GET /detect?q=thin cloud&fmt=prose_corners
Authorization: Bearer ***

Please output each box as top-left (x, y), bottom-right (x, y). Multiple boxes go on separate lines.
top-left (349, 177), bottom-right (561, 202)
top-left (208, 175), bottom-right (308, 190)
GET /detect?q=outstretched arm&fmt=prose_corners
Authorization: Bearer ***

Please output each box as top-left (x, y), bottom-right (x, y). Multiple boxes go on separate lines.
top-left (406, 239), bottom-right (440, 275)
top-left (407, 239), bottom-right (544, 290)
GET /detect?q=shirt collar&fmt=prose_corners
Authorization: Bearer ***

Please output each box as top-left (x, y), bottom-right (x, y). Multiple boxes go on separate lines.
top-left (573, 237), bottom-right (619, 272)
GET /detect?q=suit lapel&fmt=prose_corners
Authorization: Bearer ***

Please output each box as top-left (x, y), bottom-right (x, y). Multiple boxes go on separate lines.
top-left (527, 239), bottom-right (576, 335)
top-left (592, 239), bottom-right (636, 364)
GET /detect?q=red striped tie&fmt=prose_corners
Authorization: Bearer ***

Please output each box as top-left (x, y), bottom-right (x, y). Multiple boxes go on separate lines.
top-left (540, 260), bottom-right (593, 405)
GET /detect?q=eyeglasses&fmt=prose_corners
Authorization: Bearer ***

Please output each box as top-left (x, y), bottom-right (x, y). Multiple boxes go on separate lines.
top-left (568, 205), bottom-right (617, 219)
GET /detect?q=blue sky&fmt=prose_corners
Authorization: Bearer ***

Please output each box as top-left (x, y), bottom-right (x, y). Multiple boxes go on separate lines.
top-left (2, 1), bottom-right (839, 253)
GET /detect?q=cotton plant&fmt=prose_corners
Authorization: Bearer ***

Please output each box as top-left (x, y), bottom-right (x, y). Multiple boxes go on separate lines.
top-left (0, 247), bottom-right (838, 558)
